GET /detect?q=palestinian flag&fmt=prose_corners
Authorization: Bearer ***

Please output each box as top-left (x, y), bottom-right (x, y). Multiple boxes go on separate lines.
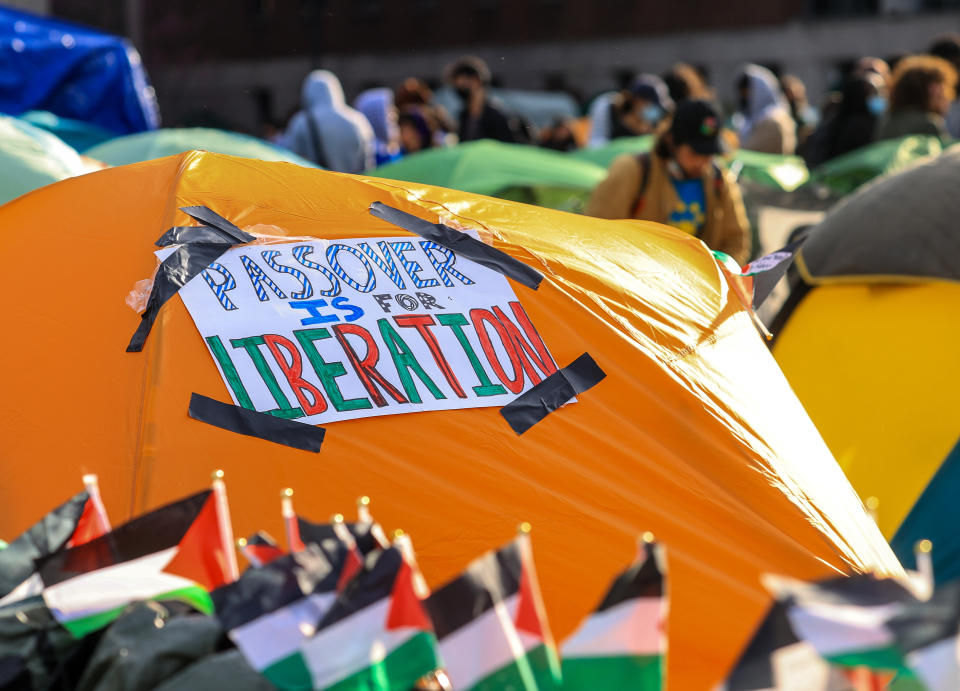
top-left (426, 534), bottom-right (561, 691)
top-left (712, 241), bottom-right (803, 310)
top-left (0, 485), bottom-right (110, 606)
top-left (238, 531), bottom-right (284, 568)
top-left (297, 513), bottom-right (390, 592)
top-left (298, 514), bottom-right (389, 556)
top-left (214, 543), bottom-right (341, 690)
top-left (560, 541), bottom-right (666, 689)
top-left (298, 546), bottom-right (440, 690)
top-left (719, 601), bottom-right (849, 690)
top-left (885, 579), bottom-right (960, 690)
top-left (37, 490), bottom-right (231, 638)
top-left (769, 573), bottom-right (917, 673)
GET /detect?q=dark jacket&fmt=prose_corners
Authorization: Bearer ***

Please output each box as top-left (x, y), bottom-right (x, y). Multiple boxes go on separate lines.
top-left (458, 100), bottom-right (523, 143)
top-left (876, 109), bottom-right (949, 141)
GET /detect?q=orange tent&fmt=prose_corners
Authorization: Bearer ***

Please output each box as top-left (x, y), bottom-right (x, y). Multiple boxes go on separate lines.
top-left (0, 151), bottom-right (899, 687)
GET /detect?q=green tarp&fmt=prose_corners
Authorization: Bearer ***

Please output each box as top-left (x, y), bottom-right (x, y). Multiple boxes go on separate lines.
top-left (0, 114), bottom-right (87, 206)
top-left (571, 137), bottom-right (809, 193)
top-left (85, 128), bottom-right (321, 169)
top-left (731, 149), bottom-right (809, 192)
top-left (569, 135), bottom-right (654, 167)
top-left (807, 135), bottom-right (944, 197)
top-left (370, 139), bottom-right (606, 213)
top-left (18, 110), bottom-right (114, 153)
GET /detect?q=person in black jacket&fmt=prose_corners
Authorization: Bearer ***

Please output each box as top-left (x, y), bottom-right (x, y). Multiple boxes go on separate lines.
top-left (446, 56), bottom-right (526, 143)
top-left (803, 72), bottom-right (886, 167)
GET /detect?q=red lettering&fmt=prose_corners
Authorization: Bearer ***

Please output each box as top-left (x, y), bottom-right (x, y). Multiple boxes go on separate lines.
top-left (470, 308), bottom-right (524, 394)
top-left (332, 324), bottom-right (407, 407)
top-left (263, 334), bottom-right (328, 415)
top-left (492, 305), bottom-right (557, 386)
top-left (508, 301), bottom-right (558, 375)
top-left (393, 314), bottom-right (466, 399)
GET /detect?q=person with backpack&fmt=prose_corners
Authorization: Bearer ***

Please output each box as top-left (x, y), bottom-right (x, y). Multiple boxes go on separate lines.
top-left (584, 100), bottom-right (751, 264)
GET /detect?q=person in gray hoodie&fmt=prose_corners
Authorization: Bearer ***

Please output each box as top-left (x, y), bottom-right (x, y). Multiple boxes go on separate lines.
top-left (733, 64), bottom-right (797, 155)
top-left (282, 70), bottom-right (375, 173)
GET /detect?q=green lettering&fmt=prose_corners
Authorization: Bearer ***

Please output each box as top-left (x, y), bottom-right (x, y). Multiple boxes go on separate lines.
top-left (229, 336), bottom-right (304, 419)
top-left (377, 319), bottom-right (445, 404)
top-left (293, 328), bottom-right (372, 413)
top-left (436, 313), bottom-right (507, 396)
top-left (206, 336), bottom-right (254, 409)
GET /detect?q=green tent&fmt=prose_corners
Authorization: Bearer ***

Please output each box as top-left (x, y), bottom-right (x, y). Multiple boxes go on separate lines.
top-left (85, 128), bottom-right (320, 168)
top-left (18, 111), bottom-right (114, 153)
top-left (729, 149), bottom-right (809, 192)
top-left (807, 135), bottom-right (944, 197)
top-left (572, 137), bottom-right (809, 193)
top-left (370, 139), bottom-right (607, 212)
top-left (0, 114), bottom-right (88, 206)
top-left (569, 136), bottom-right (654, 167)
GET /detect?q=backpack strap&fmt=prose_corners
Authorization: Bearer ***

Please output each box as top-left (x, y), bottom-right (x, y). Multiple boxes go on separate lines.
top-left (711, 161), bottom-right (724, 195)
top-left (632, 152), bottom-right (651, 216)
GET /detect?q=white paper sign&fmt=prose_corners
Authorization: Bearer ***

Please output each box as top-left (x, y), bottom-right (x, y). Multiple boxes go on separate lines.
top-left (175, 236), bottom-right (558, 425)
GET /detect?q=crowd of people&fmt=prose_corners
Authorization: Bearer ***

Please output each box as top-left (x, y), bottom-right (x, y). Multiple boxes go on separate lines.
top-left (273, 33), bottom-right (960, 263)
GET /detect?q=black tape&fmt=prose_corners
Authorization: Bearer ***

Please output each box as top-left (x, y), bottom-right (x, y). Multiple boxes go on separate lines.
top-left (180, 206), bottom-right (255, 245)
top-left (155, 225), bottom-right (241, 247)
top-left (188, 393), bottom-right (326, 452)
top-left (500, 353), bottom-right (606, 435)
top-left (129, 206), bottom-right (254, 352)
top-left (368, 202), bottom-right (543, 290)
top-left (127, 243), bottom-right (232, 352)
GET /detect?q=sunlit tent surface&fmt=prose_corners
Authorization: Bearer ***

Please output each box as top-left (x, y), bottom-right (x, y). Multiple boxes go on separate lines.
top-left (0, 113), bottom-right (87, 205)
top-left (775, 148), bottom-right (960, 585)
top-left (371, 139), bottom-right (605, 212)
top-left (0, 6), bottom-right (158, 134)
top-left (85, 128), bottom-right (321, 168)
top-left (0, 151), bottom-right (899, 688)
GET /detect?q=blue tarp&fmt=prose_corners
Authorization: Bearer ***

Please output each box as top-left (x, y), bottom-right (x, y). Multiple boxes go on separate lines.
top-left (0, 6), bottom-right (158, 135)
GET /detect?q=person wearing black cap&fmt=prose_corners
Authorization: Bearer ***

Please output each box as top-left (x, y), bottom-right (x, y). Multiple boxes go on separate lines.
top-left (446, 55), bottom-right (526, 144)
top-left (585, 100), bottom-right (751, 264)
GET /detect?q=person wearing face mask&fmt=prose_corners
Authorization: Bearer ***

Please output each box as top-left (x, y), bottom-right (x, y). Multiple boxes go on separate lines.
top-left (876, 54), bottom-right (957, 142)
top-left (803, 72), bottom-right (887, 167)
top-left (585, 100), bottom-right (751, 264)
top-left (611, 74), bottom-right (674, 139)
top-left (587, 74), bottom-right (673, 147)
top-left (445, 55), bottom-right (525, 144)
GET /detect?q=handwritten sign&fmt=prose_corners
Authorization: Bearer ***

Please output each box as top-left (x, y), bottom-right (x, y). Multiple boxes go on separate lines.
top-left (175, 236), bottom-right (558, 425)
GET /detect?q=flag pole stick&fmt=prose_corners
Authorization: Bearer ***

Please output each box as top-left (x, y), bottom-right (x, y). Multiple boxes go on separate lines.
top-left (212, 470), bottom-right (239, 581)
top-left (393, 529), bottom-right (430, 599)
top-left (281, 488), bottom-right (304, 552)
top-left (82, 474), bottom-right (111, 534)
top-left (357, 496), bottom-right (372, 524)
top-left (332, 513), bottom-right (357, 551)
top-left (915, 539), bottom-right (934, 599)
